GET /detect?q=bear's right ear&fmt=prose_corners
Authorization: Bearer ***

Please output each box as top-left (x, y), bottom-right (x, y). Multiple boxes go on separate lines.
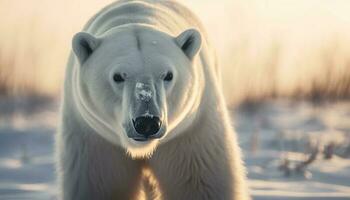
top-left (72, 32), bottom-right (100, 65)
top-left (175, 29), bottom-right (202, 60)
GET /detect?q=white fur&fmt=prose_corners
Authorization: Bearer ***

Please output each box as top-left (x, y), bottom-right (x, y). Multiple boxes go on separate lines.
top-left (56, 0), bottom-right (251, 199)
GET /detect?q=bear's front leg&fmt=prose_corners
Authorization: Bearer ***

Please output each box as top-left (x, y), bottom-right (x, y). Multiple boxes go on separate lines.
top-left (56, 130), bottom-right (143, 200)
top-left (148, 131), bottom-right (247, 200)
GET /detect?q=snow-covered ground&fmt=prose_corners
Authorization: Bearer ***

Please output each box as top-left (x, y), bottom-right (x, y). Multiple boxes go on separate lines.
top-left (235, 100), bottom-right (350, 200)
top-left (0, 98), bottom-right (349, 199)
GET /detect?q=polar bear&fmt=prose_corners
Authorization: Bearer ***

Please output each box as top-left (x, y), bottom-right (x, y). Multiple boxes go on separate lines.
top-left (56, 0), bottom-right (250, 199)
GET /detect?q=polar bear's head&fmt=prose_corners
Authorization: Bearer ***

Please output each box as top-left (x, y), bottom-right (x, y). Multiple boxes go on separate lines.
top-left (72, 25), bottom-right (203, 158)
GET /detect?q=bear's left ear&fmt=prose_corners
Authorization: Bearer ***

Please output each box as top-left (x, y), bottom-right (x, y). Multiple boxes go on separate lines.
top-left (175, 29), bottom-right (202, 60)
top-left (72, 32), bottom-right (101, 65)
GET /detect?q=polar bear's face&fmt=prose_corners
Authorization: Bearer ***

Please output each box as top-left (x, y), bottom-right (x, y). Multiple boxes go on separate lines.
top-left (72, 26), bottom-right (202, 157)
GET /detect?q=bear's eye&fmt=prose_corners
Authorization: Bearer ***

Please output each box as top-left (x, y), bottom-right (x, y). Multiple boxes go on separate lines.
top-left (113, 73), bottom-right (125, 83)
top-left (164, 72), bottom-right (173, 81)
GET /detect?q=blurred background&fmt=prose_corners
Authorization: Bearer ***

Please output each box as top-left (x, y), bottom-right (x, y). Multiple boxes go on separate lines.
top-left (0, 0), bottom-right (349, 199)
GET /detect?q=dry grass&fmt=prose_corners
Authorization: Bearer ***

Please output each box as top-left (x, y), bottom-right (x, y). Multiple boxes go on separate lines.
top-left (0, 0), bottom-right (114, 96)
top-left (0, 0), bottom-right (350, 105)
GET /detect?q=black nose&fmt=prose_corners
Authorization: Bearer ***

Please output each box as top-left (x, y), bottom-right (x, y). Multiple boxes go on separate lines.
top-left (133, 116), bottom-right (162, 137)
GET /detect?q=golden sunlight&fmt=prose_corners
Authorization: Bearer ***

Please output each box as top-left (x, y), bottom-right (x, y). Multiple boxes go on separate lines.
top-left (0, 0), bottom-right (350, 104)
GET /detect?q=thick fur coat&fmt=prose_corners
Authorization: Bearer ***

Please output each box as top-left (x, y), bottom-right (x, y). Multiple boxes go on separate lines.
top-left (56, 0), bottom-right (250, 199)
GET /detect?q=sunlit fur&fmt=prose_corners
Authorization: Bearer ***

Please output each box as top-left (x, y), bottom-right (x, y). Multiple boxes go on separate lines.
top-left (56, 0), bottom-right (250, 199)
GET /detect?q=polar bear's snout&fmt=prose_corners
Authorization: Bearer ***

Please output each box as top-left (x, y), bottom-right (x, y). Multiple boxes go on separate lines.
top-left (129, 113), bottom-right (165, 141)
top-left (123, 81), bottom-right (167, 141)
top-left (132, 116), bottom-right (162, 138)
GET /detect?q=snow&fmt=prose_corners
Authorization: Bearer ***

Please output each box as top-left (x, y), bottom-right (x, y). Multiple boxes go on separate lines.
top-left (234, 100), bottom-right (350, 199)
top-left (0, 98), bottom-right (349, 199)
